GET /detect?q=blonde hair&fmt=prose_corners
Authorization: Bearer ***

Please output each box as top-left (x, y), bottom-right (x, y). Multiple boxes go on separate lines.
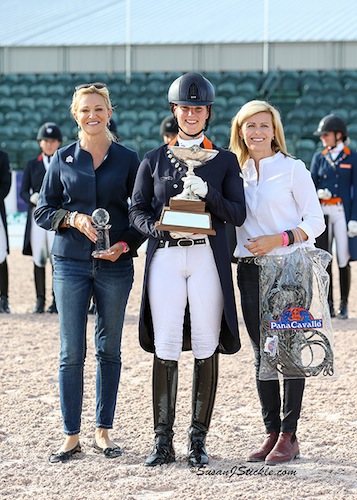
top-left (229, 100), bottom-right (291, 169)
top-left (70, 84), bottom-right (117, 142)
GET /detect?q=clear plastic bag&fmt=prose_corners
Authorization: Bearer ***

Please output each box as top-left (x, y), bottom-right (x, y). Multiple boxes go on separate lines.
top-left (258, 247), bottom-right (336, 380)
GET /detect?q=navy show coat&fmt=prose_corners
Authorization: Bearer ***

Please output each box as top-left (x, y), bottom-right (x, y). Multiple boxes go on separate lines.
top-left (129, 141), bottom-right (246, 355)
top-left (20, 153), bottom-right (47, 256)
top-left (310, 146), bottom-right (357, 261)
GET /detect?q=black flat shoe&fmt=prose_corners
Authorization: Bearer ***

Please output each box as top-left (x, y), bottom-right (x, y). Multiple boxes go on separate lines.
top-left (49, 442), bottom-right (81, 463)
top-left (93, 439), bottom-right (122, 458)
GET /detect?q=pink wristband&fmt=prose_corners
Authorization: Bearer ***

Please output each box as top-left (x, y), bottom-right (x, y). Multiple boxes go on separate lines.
top-left (281, 231), bottom-right (289, 247)
top-left (118, 241), bottom-right (129, 253)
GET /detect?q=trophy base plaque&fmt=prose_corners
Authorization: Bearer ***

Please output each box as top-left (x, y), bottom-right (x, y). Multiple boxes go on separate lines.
top-left (156, 198), bottom-right (216, 235)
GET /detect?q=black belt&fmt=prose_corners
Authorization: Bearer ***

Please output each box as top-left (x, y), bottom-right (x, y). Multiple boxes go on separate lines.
top-left (238, 257), bottom-right (258, 264)
top-left (158, 238), bottom-right (207, 248)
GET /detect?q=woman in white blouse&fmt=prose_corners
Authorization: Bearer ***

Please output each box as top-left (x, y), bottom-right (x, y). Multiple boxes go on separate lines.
top-left (229, 100), bottom-right (325, 465)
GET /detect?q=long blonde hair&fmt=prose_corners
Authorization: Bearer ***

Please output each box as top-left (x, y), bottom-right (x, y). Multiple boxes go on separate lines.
top-left (70, 84), bottom-right (117, 142)
top-left (229, 100), bottom-right (291, 169)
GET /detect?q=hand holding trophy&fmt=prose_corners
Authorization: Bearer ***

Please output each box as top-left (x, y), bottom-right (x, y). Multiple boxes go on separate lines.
top-left (91, 208), bottom-right (112, 256)
top-left (155, 144), bottom-right (218, 235)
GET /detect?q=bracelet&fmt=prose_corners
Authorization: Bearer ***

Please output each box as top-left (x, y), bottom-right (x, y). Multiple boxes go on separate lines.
top-left (285, 229), bottom-right (294, 246)
top-left (118, 241), bottom-right (129, 253)
top-left (69, 211), bottom-right (78, 228)
top-left (281, 231), bottom-right (289, 247)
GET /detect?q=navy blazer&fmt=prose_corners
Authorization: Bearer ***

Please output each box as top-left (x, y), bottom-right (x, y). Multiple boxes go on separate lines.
top-left (0, 150), bottom-right (11, 253)
top-left (20, 153), bottom-right (47, 256)
top-left (129, 141), bottom-right (246, 355)
top-left (35, 141), bottom-right (144, 263)
top-left (310, 146), bottom-right (357, 260)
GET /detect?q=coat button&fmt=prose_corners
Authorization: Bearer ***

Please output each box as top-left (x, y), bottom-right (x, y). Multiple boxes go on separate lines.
top-left (173, 183), bottom-right (178, 189)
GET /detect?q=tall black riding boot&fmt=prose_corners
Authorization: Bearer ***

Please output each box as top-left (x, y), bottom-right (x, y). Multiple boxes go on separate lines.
top-left (47, 265), bottom-right (57, 313)
top-left (47, 293), bottom-right (57, 314)
top-left (33, 265), bottom-right (46, 313)
top-left (337, 264), bottom-right (351, 319)
top-left (0, 260), bottom-right (10, 313)
top-left (326, 262), bottom-right (335, 317)
top-left (144, 356), bottom-right (178, 467)
top-left (188, 353), bottom-right (219, 467)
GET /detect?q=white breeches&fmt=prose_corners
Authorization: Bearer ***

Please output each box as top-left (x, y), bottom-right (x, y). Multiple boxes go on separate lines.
top-left (30, 209), bottom-right (55, 267)
top-left (0, 216), bottom-right (7, 264)
top-left (321, 203), bottom-right (350, 268)
top-left (147, 238), bottom-right (224, 361)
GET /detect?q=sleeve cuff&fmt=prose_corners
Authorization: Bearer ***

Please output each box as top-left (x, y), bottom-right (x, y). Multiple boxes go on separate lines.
top-left (51, 208), bottom-right (68, 232)
top-left (120, 228), bottom-right (146, 256)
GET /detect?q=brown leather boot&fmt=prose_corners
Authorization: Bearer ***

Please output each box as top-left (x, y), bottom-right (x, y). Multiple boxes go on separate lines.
top-left (265, 432), bottom-right (300, 465)
top-left (246, 432), bottom-right (279, 462)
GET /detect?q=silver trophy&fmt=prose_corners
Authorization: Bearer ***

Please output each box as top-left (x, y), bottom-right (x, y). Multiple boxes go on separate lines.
top-left (156, 145), bottom-right (219, 235)
top-left (91, 208), bottom-right (112, 256)
top-left (171, 145), bottom-right (218, 201)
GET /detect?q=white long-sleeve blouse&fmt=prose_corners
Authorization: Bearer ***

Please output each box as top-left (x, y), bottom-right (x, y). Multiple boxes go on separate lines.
top-left (234, 151), bottom-right (325, 258)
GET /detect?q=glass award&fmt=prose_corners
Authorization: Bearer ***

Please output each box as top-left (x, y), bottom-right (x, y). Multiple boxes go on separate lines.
top-left (91, 208), bottom-right (112, 256)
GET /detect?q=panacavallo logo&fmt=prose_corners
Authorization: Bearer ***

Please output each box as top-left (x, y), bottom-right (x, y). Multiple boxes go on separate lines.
top-left (269, 307), bottom-right (323, 330)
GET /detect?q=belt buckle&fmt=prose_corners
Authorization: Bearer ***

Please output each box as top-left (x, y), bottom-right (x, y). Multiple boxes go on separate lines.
top-left (239, 257), bottom-right (255, 264)
top-left (177, 238), bottom-right (194, 247)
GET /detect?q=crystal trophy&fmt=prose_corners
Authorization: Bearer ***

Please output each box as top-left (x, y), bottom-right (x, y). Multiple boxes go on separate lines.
top-left (155, 145), bottom-right (219, 235)
top-left (91, 208), bottom-right (112, 256)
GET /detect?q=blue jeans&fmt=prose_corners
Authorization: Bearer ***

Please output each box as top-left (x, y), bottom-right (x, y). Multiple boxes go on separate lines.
top-left (53, 256), bottom-right (134, 435)
top-left (237, 261), bottom-right (305, 433)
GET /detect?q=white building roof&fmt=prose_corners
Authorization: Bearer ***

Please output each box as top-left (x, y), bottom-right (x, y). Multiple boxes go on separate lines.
top-left (2, 0), bottom-right (357, 46)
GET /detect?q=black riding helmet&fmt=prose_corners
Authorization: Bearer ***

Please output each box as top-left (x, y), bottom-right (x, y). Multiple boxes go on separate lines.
top-left (314, 114), bottom-right (347, 142)
top-left (36, 122), bottom-right (63, 142)
top-left (168, 72), bottom-right (215, 136)
top-left (168, 72), bottom-right (215, 106)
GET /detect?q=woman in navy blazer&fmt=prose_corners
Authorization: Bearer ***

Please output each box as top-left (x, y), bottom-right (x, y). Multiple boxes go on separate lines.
top-left (129, 73), bottom-right (246, 468)
top-left (35, 83), bottom-right (143, 463)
